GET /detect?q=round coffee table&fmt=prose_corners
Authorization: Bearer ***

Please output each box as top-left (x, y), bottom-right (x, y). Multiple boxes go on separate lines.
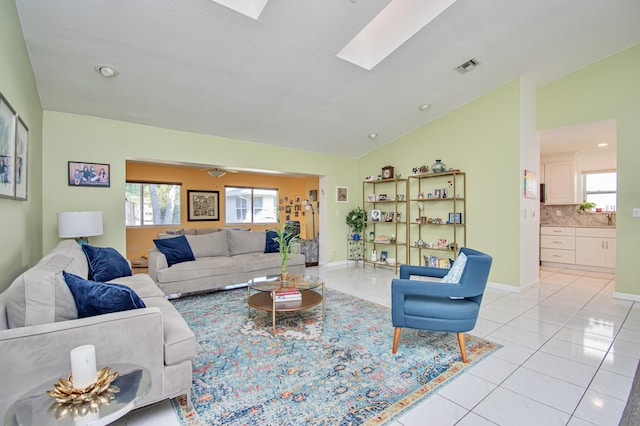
top-left (4, 363), bottom-right (151, 426)
top-left (247, 274), bottom-right (325, 333)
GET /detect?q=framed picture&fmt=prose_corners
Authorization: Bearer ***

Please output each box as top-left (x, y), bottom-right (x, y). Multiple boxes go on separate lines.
top-left (449, 212), bottom-right (462, 224)
top-left (295, 195), bottom-right (301, 203)
top-left (371, 209), bottom-right (381, 222)
top-left (188, 190), bottom-right (220, 221)
top-left (524, 169), bottom-right (537, 199)
top-left (309, 189), bottom-right (318, 202)
top-left (68, 161), bottom-right (110, 187)
top-left (380, 251), bottom-right (388, 261)
top-left (384, 211), bottom-right (394, 222)
top-left (0, 93), bottom-right (17, 199)
top-left (336, 186), bottom-right (348, 203)
top-left (14, 116), bottom-right (28, 200)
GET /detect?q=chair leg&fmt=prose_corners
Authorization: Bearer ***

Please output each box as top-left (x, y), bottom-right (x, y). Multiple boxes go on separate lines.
top-left (392, 327), bottom-right (402, 354)
top-left (457, 332), bottom-right (468, 363)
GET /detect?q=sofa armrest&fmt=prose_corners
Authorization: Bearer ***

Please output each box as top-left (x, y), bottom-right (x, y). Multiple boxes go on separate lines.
top-left (148, 248), bottom-right (168, 282)
top-left (0, 308), bottom-right (166, 417)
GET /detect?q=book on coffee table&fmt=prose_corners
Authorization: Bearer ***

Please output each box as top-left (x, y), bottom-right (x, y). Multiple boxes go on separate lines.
top-left (271, 287), bottom-right (302, 302)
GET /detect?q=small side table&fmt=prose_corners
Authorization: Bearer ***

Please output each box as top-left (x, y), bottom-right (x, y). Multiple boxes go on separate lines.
top-left (4, 363), bottom-right (151, 426)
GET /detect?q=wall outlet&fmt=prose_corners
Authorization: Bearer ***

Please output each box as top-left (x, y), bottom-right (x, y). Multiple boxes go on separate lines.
top-left (633, 208), bottom-right (640, 218)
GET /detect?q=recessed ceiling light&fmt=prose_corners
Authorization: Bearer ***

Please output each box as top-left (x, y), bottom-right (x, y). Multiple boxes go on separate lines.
top-left (368, 133), bottom-right (379, 139)
top-left (96, 66), bottom-right (117, 78)
top-left (418, 104), bottom-right (431, 111)
top-left (455, 58), bottom-right (481, 74)
top-left (597, 143), bottom-right (608, 147)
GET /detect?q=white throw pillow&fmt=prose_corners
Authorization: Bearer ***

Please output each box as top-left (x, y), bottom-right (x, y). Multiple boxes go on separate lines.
top-left (440, 252), bottom-right (467, 284)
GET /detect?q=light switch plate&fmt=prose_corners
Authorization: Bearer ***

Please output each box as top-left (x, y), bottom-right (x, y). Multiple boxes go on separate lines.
top-left (633, 208), bottom-right (640, 218)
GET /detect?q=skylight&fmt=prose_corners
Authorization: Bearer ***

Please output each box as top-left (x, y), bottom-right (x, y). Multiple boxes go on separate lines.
top-left (210, 0), bottom-right (268, 20)
top-left (337, 0), bottom-right (458, 70)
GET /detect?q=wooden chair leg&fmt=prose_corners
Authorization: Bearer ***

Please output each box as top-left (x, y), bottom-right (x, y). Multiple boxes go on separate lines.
top-left (392, 327), bottom-right (402, 354)
top-left (457, 332), bottom-right (468, 363)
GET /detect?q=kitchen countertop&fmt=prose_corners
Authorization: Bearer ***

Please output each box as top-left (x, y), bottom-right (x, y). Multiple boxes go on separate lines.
top-left (540, 224), bottom-right (615, 228)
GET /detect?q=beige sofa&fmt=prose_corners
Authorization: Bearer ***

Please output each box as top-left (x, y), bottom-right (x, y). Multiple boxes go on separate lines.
top-left (149, 229), bottom-right (305, 297)
top-left (0, 240), bottom-right (196, 417)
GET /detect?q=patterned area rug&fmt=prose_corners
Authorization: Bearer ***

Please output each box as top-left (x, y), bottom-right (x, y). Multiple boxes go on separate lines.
top-left (170, 288), bottom-right (499, 425)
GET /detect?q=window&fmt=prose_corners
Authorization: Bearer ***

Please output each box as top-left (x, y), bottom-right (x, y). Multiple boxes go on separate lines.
top-left (125, 182), bottom-right (181, 226)
top-left (225, 186), bottom-right (278, 224)
top-left (583, 171), bottom-right (617, 210)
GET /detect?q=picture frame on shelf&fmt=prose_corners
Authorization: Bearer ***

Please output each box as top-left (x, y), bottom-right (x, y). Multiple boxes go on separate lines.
top-left (0, 93), bottom-right (17, 199)
top-left (381, 166), bottom-right (394, 179)
top-left (187, 190), bottom-right (220, 221)
top-left (384, 211), bottom-right (394, 222)
top-left (380, 251), bottom-right (388, 262)
top-left (336, 186), bottom-right (348, 202)
top-left (14, 116), bottom-right (28, 200)
top-left (371, 209), bottom-right (381, 222)
top-left (433, 189), bottom-right (442, 198)
top-left (68, 161), bottom-right (110, 187)
top-left (448, 212), bottom-right (462, 224)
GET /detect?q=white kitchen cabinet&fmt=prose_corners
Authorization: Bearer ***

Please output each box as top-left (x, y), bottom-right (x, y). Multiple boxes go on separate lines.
top-left (575, 228), bottom-right (616, 268)
top-left (544, 161), bottom-right (577, 205)
top-left (540, 226), bottom-right (576, 264)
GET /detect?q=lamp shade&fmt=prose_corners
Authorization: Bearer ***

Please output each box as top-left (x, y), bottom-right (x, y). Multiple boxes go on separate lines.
top-left (58, 211), bottom-right (104, 238)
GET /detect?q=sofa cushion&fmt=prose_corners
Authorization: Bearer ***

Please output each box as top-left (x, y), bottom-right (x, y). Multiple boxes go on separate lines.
top-left (186, 232), bottom-right (229, 258)
top-left (5, 254), bottom-right (79, 328)
top-left (144, 296), bottom-right (196, 365)
top-left (39, 240), bottom-right (89, 279)
top-left (227, 230), bottom-right (266, 256)
top-left (156, 257), bottom-right (243, 283)
top-left (195, 228), bottom-right (221, 235)
top-left (63, 272), bottom-right (146, 318)
top-left (109, 274), bottom-right (165, 299)
top-left (264, 230), bottom-right (294, 254)
top-left (234, 252), bottom-right (305, 273)
top-left (154, 236), bottom-right (195, 267)
top-left (82, 245), bottom-right (132, 282)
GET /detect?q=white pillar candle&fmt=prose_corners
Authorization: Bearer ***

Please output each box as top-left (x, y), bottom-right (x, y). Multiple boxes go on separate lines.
top-left (70, 345), bottom-right (97, 389)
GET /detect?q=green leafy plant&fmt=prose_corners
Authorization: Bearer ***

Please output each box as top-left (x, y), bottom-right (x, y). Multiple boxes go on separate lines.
top-left (271, 219), bottom-right (300, 273)
top-left (577, 200), bottom-right (596, 214)
top-left (345, 207), bottom-right (365, 234)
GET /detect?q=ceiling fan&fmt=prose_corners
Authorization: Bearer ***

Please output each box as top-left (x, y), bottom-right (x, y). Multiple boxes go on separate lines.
top-left (204, 167), bottom-right (239, 177)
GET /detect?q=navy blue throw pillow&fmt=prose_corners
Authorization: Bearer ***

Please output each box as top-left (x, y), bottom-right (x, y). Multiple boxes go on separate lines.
top-left (82, 245), bottom-right (132, 282)
top-left (264, 230), bottom-right (293, 253)
top-left (153, 235), bottom-right (195, 267)
top-left (63, 272), bottom-right (146, 318)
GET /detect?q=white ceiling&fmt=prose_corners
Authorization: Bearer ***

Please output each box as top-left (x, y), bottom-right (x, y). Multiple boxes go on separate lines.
top-left (540, 119), bottom-right (617, 156)
top-left (15, 0), bottom-right (640, 159)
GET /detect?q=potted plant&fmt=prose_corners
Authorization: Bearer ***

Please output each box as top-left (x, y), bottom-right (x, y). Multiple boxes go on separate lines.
top-left (345, 207), bottom-right (365, 240)
top-left (270, 219), bottom-right (300, 281)
top-left (577, 200), bottom-right (596, 214)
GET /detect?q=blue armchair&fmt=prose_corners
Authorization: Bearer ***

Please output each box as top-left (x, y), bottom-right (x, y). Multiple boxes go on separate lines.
top-left (391, 247), bottom-right (492, 363)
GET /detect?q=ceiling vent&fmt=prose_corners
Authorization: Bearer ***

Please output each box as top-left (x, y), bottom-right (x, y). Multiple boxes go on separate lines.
top-left (455, 58), bottom-right (481, 74)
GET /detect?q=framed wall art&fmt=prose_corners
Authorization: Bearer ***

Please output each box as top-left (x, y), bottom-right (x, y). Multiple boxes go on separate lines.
top-left (524, 169), bottom-right (537, 199)
top-left (14, 116), bottom-right (28, 200)
top-left (68, 161), bottom-right (110, 187)
top-left (0, 93), bottom-right (17, 199)
top-left (188, 190), bottom-right (220, 221)
top-left (336, 186), bottom-right (348, 203)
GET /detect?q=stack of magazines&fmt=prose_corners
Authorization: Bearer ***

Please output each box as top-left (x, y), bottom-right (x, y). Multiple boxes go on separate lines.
top-left (271, 287), bottom-right (302, 302)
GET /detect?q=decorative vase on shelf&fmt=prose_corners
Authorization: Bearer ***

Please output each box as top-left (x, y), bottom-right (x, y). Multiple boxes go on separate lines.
top-left (431, 160), bottom-right (446, 173)
top-left (353, 233), bottom-right (360, 241)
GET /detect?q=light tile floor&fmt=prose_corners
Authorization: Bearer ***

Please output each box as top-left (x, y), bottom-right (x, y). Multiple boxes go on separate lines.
top-left (114, 264), bottom-right (635, 425)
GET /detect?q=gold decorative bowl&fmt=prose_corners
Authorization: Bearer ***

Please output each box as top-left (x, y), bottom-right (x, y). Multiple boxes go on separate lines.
top-left (47, 366), bottom-right (119, 405)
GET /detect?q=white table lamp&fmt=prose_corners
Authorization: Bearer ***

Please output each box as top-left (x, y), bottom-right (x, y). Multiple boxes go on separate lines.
top-left (58, 211), bottom-right (104, 245)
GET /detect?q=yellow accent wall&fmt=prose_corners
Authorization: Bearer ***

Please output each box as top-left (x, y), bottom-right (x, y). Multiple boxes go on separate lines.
top-left (0, 1), bottom-right (44, 291)
top-left (41, 112), bottom-right (358, 264)
top-left (538, 44), bottom-right (640, 296)
top-left (125, 161), bottom-right (318, 259)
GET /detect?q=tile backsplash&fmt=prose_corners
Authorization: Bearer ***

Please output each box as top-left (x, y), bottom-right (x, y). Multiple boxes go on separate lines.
top-left (540, 204), bottom-right (616, 227)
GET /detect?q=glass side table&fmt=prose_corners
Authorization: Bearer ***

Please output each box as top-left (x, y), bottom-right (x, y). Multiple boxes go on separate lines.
top-left (4, 363), bottom-right (151, 426)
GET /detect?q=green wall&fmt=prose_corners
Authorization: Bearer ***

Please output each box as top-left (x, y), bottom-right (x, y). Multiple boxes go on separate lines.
top-left (358, 80), bottom-right (523, 286)
top-left (0, 0), bottom-right (44, 291)
top-left (42, 112), bottom-right (359, 262)
top-left (538, 44), bottom-right (640, 296)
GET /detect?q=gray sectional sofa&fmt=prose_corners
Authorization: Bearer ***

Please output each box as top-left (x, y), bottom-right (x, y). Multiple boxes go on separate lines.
top-left (0, 240), bottom-right (196, 417)
top-left (149, 229), bottom-right (305, 297)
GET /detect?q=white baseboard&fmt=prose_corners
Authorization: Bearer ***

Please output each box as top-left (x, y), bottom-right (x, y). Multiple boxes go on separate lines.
top-left (487, 281), bottom-right (522, 293)
top-left (613, 292), bottom-right (640, 302)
